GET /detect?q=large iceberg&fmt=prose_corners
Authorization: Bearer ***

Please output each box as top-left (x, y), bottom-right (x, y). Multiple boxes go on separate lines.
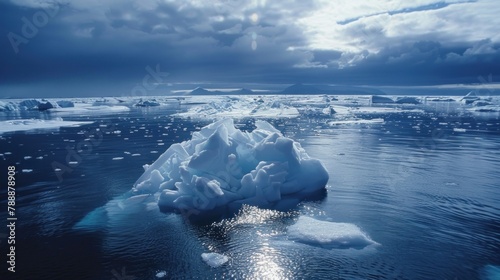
top-left (133, 118), bottom-right (329, 216)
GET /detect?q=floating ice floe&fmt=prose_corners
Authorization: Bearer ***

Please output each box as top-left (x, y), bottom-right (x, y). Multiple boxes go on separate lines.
top-left (329, 118), bottom-right (385, 126)
top-left (133, 118), bottom-right (329, 214)
top-left (287, 216), bottom-right (378, 249)
top-left (201, 253), bottom-right (229, 268)
top-left (298, 106), bottom-right (336, 118)
top-left (0, 118), bottom-right (93, 134)
top-left (50, 104), bottom-right (130, 115)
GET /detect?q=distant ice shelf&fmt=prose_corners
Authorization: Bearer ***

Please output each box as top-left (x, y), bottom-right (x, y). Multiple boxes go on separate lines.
top-left (0, 118), bottom-right (93, 134)
top-left (174, 96), bottom-right (300, 119)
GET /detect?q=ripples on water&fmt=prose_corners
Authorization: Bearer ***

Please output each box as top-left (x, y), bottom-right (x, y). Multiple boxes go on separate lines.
top-left (0, 105), bottom-right (499, 279)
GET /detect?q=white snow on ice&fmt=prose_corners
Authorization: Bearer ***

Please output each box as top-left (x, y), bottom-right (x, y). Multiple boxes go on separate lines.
top-left (201, 252), bottom-right (229, 268)
top-left (0, 118), bottom-right (93, 134)
top-left (287, 216), bottom-right (378, 250)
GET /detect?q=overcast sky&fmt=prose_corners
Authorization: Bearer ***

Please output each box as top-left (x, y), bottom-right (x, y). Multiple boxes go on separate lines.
top-left (1, 0), bottom-right (500, 97)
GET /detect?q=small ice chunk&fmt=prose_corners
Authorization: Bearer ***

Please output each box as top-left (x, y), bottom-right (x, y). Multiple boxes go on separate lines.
top-left (453, 128), bottom-right (467, 132)
top-left (24, 156), bottom-right (32, 159)
top-left (155, 270), bottom-right (167, 278)
top-left (22, 169), bottom-right (33, 173)
top-left (288, 216), bottom-right (377, 250)
top-left (131, 154), bottom-right (141, 156)
top-left (112, 157), bottom-right (124, 160)
top-left (201, 252), bottom-right (228, 268)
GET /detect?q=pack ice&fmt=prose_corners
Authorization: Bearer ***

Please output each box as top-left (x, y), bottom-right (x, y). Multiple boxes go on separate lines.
top-left (133, 118), bottom-right (329, 214)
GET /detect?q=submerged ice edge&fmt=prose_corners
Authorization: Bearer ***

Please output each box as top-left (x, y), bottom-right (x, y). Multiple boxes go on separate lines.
top-left (132, 118), bottom-right (329, 217)
top-left (287, 216), bottom-right (378, 250)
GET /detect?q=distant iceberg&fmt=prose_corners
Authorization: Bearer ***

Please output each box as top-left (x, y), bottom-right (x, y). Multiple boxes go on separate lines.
top-left (395, 96), bottom-right (421, 105)
top-left (0, 101), bottom-right (18, 111)
top-left (133, 118), bottom-right (329, 216)
top-left (135, 99), bottom-right (161, 107)
top-left (56, 100), bottom-right (75, 108)
top-left (371, 95), bottom-right (394, 104)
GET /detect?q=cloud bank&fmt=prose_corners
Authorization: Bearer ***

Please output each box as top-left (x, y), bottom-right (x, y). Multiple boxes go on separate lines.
top-left (1, 0), bottom-right (499, 96)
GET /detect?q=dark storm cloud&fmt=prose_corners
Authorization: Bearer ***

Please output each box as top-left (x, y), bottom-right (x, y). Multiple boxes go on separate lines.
top-left (1, 0), bottom-right (499, 97)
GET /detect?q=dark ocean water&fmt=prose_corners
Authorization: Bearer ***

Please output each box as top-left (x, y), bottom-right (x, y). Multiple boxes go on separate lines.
top-left (0, 105), bottom-right (499, 279)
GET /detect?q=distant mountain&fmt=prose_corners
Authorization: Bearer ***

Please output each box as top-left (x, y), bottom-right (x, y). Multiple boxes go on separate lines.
top-left (190, 87), bottom-right (212, 95)
top-left (188, 85), bottom-right (385, 95)
top-left (280, 84), bottom-right (386, 95)
top-left (281, 83), bottom-right (323, 94)
top-left (189, 87), bottom-right (255, 95)
top-left (232, 88), bottom-right (254, 94)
